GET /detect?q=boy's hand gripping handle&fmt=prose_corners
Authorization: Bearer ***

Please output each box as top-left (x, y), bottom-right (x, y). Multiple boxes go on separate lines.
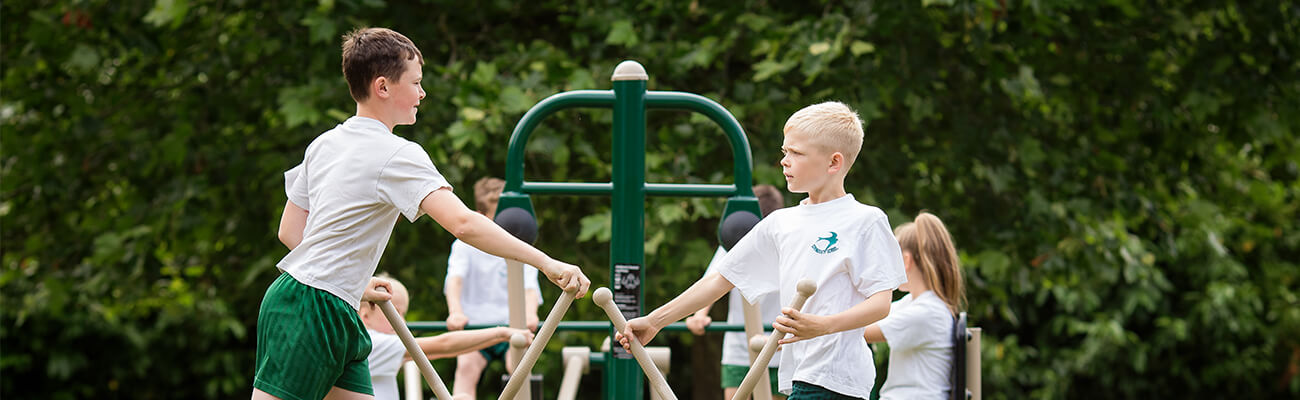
top-left (374, 287), bottom-right (455, 400)
top-left (732, 279), bottom-right (817, 400)
top-left (498, 289), bottom-right (578, 400)
top-left (594, 287), bottom-right (678, 400)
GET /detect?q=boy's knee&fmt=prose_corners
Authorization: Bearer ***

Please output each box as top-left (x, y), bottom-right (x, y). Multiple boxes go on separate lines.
top-left (456, 352), bottom-right (488, 370)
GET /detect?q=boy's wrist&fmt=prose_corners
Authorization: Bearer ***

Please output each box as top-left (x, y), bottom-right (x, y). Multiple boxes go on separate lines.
top-left (646, 309), bottom-right (670, 329)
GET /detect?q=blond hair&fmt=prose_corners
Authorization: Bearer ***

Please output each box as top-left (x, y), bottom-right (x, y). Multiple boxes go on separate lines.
top-left (473, 177), bottom-right (505, 212)
top-left (894, 212), bottom-right (966, 316)
top-left (783, 101), bottom-right (864, 170)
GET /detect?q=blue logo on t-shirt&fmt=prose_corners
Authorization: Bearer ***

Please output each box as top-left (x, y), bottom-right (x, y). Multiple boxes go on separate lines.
top-left (811, 232), bottom-right (839, 254)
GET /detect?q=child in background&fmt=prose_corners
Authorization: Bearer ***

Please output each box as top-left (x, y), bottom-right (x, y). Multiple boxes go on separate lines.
top-left (445, 177), bottom-right (544, 399)
top-left (360, 274), bottom-right (532, 400)
top-left (685, 184), bottom-right (788, 400)
top-left (863, 212), bottom-right (966, 400)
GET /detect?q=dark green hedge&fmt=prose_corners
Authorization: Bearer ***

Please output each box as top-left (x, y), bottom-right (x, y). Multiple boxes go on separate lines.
top-left (2, 0), bottom-right (1296, 398)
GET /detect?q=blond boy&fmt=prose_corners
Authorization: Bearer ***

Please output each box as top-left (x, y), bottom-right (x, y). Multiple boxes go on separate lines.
top-left (360, 275), bottom-right (532, 400)
top-left (255, 27), bottom-right (588, 400)
top-left (619, 102), bottom-right (906, 399)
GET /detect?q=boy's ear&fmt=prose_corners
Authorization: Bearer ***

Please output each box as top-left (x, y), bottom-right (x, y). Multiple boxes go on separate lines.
top-left (371, 76), bottom-right (390, 99)
top-left (827, 151), bottom-right (845, 174)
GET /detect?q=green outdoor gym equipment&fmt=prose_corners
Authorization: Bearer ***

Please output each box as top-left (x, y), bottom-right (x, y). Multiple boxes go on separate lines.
top-left (494, 60), bottom-right (759, 400)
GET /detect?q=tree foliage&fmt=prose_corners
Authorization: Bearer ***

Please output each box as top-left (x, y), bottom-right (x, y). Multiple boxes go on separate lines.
top-left (2, 0), bottom-right (1297, 399)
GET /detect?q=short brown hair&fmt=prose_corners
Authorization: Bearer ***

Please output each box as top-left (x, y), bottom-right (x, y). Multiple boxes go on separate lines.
top-left (473, 177), bottom-right (505, 212)
top-left (754, 184), bottom-right (784, 217)
top-left (341, 27), bottom-right (424, 102)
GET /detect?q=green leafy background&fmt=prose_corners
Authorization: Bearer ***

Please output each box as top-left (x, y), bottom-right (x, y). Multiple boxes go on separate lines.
top-left (2, 0), bottom-right (1297, 399)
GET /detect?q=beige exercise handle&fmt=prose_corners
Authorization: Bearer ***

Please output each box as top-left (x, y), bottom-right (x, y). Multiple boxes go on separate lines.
top-left (373, 286), bottom-right (454, 400)
top-left (498, 289), bottom-right (578, 400)
top-left (593, 287), bottom-right (678, 400)
top-left (741, 300), bottom-right (773, 400)
top-left (731, 279), bottom-right (816, 400)
top-left (505, 260), bottom-right (530, 400)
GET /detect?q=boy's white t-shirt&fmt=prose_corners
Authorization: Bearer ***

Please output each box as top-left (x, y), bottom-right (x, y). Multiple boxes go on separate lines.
top-left (703, 246), bottom-right (782, 368)
top-left (445, 239), bottom-right (543, 325)
top-left (717, 194), bottom-right (906, 398)
top-left (877, 291), bottom-right (955, 400)
top-left (279, 116), bottom-right (451, 309)
top-left (366, 328), bottom-right (406, 400)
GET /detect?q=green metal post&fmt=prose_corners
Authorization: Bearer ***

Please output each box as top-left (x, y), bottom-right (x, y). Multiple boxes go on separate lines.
top-left (607, 61), bottom-right (649, 400)
top-left (496, 60), bottom-right (759, 400)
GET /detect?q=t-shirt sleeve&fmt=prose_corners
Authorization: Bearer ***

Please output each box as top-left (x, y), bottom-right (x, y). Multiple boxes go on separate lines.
top-left (524, 264), bottom-right (545, 305)
top-left (702, 246), bottom-right (727, 277)
top-left (376, 143), bottom-right (452, 222)
top-left (851, 215), bottom-right (907, 298)
top-left (284, 164), bottom-right (310, 210)
top-left (445, 241), bottom-right (470, 293)
top-left (877, 298), bottom-right (930, 350)
top-left (366, 331), bottom-right (407, 377)
top-left (716, 219), bottom-right (780, 305)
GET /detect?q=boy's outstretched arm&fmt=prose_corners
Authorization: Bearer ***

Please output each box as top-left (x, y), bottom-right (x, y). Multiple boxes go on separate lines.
top-left (444, 276), bottom-right (468, 330)
top-left (774, 289), bottom-right (892, 345)
top-left (412, 327), bottom-right (532, 361)
top-left (419, 189), bottom-right (590, 296)
top-left (277, 200), bottom-right (309, 250)
top-left (619, 273), bottom-right (734, 349)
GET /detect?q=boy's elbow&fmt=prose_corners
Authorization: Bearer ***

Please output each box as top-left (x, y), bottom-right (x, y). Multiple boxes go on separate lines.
top-left (447, 212), bottom-right (482, 240)
top-left (277, 230), bottom-right (300, 250)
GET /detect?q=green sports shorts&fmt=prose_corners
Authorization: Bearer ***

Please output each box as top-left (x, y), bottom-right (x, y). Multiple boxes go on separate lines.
top-left (722, 364), bottom-right (780, 394)
top-left (254, 273), bottom-right (374, 400)
top-left (789, 381), bottom-right (864, 400)
top-left (479, 341), bottom-right (510, 363)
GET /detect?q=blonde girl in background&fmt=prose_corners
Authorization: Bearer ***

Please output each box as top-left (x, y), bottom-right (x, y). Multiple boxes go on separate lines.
top-left (864, 212), bottom-right (966, 400)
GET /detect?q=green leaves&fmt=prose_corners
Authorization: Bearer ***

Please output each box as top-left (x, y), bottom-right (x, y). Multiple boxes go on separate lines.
top-left (3, 0), bottom-right (1298, 399)
top-left (144, 0), bottom-right (190, 28)
top-left (605, 20), bottom-right (638, 47)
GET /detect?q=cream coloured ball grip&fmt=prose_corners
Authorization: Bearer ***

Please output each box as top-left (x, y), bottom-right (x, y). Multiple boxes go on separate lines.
top-left (373, 287), bottom-right (454, 400)
top-left (498, 289), bottom-right (578, 400)
top-left (731, 279), bottom-right (817, 400)
top-left (594, 287), bottom-right (678, 400)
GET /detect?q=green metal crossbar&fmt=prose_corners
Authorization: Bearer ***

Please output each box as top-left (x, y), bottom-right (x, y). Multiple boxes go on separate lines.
top-left (406, 321), bottom-right (773, 333)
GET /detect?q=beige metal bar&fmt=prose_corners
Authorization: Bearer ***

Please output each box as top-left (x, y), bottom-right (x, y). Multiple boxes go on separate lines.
top-left (499, 289), bottom-right (577, 400)
top-left (741, 300), bottom-right (773, 400)
top-left (556, 347), bottom-right (590, 400)
top-left (403, 361), bottom-right (421, 400)
top-left (506, 260), bottom-right (531, 400)
top-left (593, 287), bottom-right (678, 400)
top-left (967, 328), bottom-right (982, 400)
top-left (732, 280), bottom-right (816, 400)
top-left (374, 287), bottom-right (454, 400)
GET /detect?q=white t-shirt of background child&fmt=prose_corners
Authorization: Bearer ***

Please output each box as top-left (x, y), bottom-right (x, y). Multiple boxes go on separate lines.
top-left (444, 239), bottom-right (543, 325)
top-left (703, 246), bottom-right (782, 368)
top-left (279, 117), bottom-right (451, 309)
top-left (366, 328), bottom-right (406, 400)
top-left (877, 291), bottom-right (954, 400)
top-left (717, 194), bottom-right (906, 398)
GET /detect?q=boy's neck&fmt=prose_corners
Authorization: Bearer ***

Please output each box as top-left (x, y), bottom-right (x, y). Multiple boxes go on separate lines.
top-left (356, 103), bottom-right (396, 132)
top-left (803, 180), bottom-right (848, 205)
